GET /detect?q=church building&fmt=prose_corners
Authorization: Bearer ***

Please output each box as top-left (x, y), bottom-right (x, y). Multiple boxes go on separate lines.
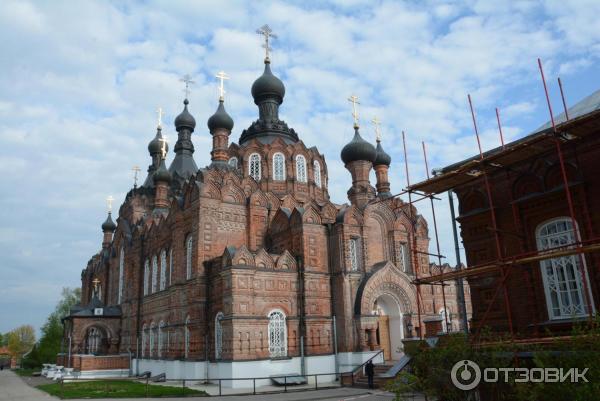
top-left (61, 27), bottom-right (469, 382)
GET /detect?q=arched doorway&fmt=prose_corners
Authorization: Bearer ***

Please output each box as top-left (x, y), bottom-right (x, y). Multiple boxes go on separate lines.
top-left (373, 294), bottom-right (404, 361)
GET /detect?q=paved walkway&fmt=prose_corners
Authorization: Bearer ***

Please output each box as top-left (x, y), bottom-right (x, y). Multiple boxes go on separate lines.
top-left (0, 369), bottom-right (404, 400)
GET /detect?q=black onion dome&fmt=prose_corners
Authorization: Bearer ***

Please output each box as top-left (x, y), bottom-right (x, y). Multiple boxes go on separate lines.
top-left (374, 141), bottom-right (391, 166)
top-left (341, 128), bottom-right (377, 164)
top-left (207, 100), bottom-right (234, 132)
top-left (101, 212), bottom-right (117, 232)
top-left (148, 127), bottom-right (168, 155)
top-left (174, 99), bottom-right (196, 131)
top-left (251, 61), bottom-right (285, 105)
top-left (153, 159), bottom-right (172, 183)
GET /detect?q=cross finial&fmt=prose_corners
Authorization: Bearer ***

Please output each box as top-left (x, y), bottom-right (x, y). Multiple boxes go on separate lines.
top-left (132, 166), bottom-right (141, 188)
top-left (348, 95), bottom-right (360, 128)
top-left (106, 196), bottom-right (114, 213)
top-left (92, 277), bottom-right (100, 290)
top-left (158, 136), bottom-right (168, 160)
top-left (215, 71), bottom-right (229, 101)
top-left (371, 116), bottom-right (382, 142)
top-left (180, 74), bottom-right (195, 99)
top-left (156, 107), bottom-right (164, 128)
top-left (256, 24), bottom-right (277, 62)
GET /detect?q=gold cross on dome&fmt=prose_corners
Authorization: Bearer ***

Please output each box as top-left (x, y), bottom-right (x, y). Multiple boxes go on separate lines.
top-left (372, 116), bottom-right (382, 142)
top-left (256, 24), bottom-right (277, 61)
top-left (106, 196), bottom-right (114, 212)
top-left (156, 107), bottom-right (164, 128)
top-left (215, 71), bottom-right (229, 101)
top-left (132, 165), bottom-right (141, 187)
top-left (92, 277), bottom-right (100, 291)
top-left (180, 74), bottom-right (195, 98)
top-left (348, 95), bottom-right (360, 128)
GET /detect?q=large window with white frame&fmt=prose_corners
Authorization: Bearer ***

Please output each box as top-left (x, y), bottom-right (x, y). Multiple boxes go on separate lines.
top-left (151, 255), bottom-right (158, 293)
top-left (536, 217), bottom-right (594, 320)
top-left (349, 238), bottom-right (359, 271)
top-left (143, 260), bottom-right (149, 296)
top-left (158, 321), bottom-right (165, 358)
top-left (118, 247), bottom-right (124, 303)
top-left (296, 155), bottom-right (307, 183)
top-left (249, 153), bottom-right (261, 181)
top-left (401, 243), bottom-right (412, 274)
top-left (314, 160), bottom-right (322, 188)
top-left (268, 310), bottom-right (287, 357)
top-left (186, 235), bottom-right (193, 280)
top-left (215, 312), bottom-right (224, 359)
top-left (273, 152), bottom-right (286, 181)
top-left (184, 316), bottom-right (190, 358)
top-left (159, 249), bottom-right (167, 291)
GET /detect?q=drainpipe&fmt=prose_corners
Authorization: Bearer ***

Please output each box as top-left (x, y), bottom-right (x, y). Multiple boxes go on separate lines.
top-left (127, 348), bottom-right (133, 377)
top-left (300, 336), bottom-right (305, 377)
top-left (448, 190), bottom-right (469, 335)
top-left (68, 335), bottom-right (72, 369)
top-left (135, 234), bottom-right (145, 376)
top-left (326, 224), bottom-right (339, 378)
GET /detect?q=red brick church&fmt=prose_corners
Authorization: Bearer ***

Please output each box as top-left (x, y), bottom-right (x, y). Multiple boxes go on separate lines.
top-left (61, 32), bottom-right (469, 382)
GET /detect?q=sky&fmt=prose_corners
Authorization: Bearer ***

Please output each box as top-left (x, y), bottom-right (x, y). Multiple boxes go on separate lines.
top-left (1, 0), bottom-right (599, 335)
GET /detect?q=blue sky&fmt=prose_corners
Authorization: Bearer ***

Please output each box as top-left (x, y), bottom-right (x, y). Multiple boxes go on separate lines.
top-left (1, 0), bottom-right (599, 335)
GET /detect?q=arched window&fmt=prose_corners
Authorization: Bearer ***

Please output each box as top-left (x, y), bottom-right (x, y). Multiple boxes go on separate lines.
top-left (149, 323), bottom-right (156, 357)
top-left (215, 312), bottom-right (224, 359)
top-left (168, 249), bottom-right (173, 287)
top-left (401, 243), bottom-right (412, 274)
top-left (141, 324), bottom-right (147, 358)
top-left (228, 157), bottom-right (238, 169)
top-left (160, 250), bottom-right (167, 291)
top-left (296, 155), bottom-right (307, 183)
top-left (118, 247), bottom-right (124, 304)
top-left (268, 310), bottom-right (287, 357)
top-left (314, 160), bottom-right (322, 188)
top-left (86, 327), bottom-right (102, 354)
top-left (537, 218), bottom-right (594, 319)
top-left (249, 153), bottom-right (261, 181)
top-left (158, 321), bottom-right (165, 358)
top-left (186, 235), bottom-right (193, 280)
top-left (184, 316), bottom-right (190, 358)
top-left (151, 255), bottom-right (158, 293)
top-left (349, 238), bottom-right (359, 271)
top-left (143, 260), bottom-right (149, 296)
top-left (273, 152), bottom-right (286, 181)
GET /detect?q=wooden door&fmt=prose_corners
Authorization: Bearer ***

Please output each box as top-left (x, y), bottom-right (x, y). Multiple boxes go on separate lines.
top-left (378, 315), bottom-right (391, 361)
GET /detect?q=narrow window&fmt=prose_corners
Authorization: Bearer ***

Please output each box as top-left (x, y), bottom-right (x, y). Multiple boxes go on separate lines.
top-left (249, 153), bottom-right (261, 181)
top-left (168, 249), bottom-right (173, 286)
top-left (314, 160), bottom-right (322, 188)
top-left (349, 238), bottom-right (359, 271)
top-left (143, 260), bottom-right (149, 296)
top-left (228, 157), bottom-right (238, 169)
top-left (141, 324), bottom-right (147, 358)
top-left (537, 218), bottom-right (594, 319)
top-left (186, 235), bottom-right (193, 280)
top-left (273, 152), bottom-right (286, 181)
top-left (118, 247), bottom-right (124, 303)
top-left (151, 255), bottom-right (158, 293)
top-left (401, 243), bottom-right (412, 274)
top-left (158, 321), bottom-right (165, 358)
top-left (268, 310), bottom-right (287, 358)
top-left (149, 323), bottom-right (156, 357)
top-left (160, 250), bottom-right (167, 291)
top-left (296, 155), bottom-right (307, 183)
top-left (215, 312), bottom-right (224, 359)
top-left (184, 316), bottom-right (190, 358)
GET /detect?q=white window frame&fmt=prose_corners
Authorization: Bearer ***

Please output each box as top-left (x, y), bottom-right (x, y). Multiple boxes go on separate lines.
top-left (118, 247), bottom-right (124, 303)
top-left (536, 217), bottom-right (594, 320)
top-left (268, 310), bottom-right (287, 358)
top-left (158, 321), bottom-right (165, 358)
top-left (249, 153), bottom-right (261, 181)
top-left (143, 260), bottom-right (149, 296)
top-left (215, 312), bottom-right (224, 359)
top-left (272, 152), bottom-right (286, 181)
top-left (349, 238), bottom-right (359, 271)
top-left (168, 248), bottom-right (173, 286)
top-left (314, 160), bottom-right (322, 188)
top-left (228, 157), bottom-right (238, 169)
top-left (141, 324), bottom-right (147, 358)
top-left (149, 323), bottom-right (156, 357)
top-left (401, 243), bottom-right (412, 273)
top-left (160, 249), bottom-right (167, 291)
top-left (186, 235), bottom-right (193, 280)
top-left (296, 155), bottom-right (307, 183)
top-left (439, 308), bottom-right (450, 333)
top-left (151, 255), bottom-right (158, 293)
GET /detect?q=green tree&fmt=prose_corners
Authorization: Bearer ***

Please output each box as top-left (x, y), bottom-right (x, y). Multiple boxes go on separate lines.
top-left (7, 325), bottom-right (36, 363)
top-left (22, 287), bottom-right (81, 368)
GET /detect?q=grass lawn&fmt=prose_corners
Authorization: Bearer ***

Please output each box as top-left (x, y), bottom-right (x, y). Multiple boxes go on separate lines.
top-left (14, 368), bottom-right (39, 376)
top-left (36, 380), bottom-right (208, 398)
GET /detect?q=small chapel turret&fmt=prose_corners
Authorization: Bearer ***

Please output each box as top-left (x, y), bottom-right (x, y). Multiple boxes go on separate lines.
top-left (169, 76), bottom-right (198, 184)
top-left (208, 71), bottom-right (234, 169)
